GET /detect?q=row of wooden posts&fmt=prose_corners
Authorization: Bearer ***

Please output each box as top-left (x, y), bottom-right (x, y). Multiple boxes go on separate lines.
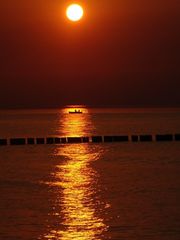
top-left (0, 134), bottom-right (180, 146)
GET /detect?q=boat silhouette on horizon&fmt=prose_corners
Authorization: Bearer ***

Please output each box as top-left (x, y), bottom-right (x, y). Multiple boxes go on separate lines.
top-left (69, 109), bottom-right (83, 114)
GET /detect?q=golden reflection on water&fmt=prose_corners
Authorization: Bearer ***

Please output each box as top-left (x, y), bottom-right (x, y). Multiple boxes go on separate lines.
top-left (45, 106), bottom-right (108, 240)
top-left (59, 106), bottom-right (92, 137)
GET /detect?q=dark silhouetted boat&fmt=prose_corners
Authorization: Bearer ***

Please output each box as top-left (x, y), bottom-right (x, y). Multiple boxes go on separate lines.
top-left (69, 109), bottom-right (83, 114)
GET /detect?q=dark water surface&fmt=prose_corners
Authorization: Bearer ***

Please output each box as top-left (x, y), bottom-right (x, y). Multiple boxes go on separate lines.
top-left (0, 107), bottom-right (180, 239)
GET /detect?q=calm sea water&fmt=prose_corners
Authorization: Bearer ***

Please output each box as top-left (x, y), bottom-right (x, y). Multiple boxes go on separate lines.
top-left (0, 107), bottom-right (180, 240)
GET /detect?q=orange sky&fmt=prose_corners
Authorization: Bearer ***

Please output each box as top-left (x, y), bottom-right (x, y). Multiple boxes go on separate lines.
top-left (0, 0), bottom-right (180, 108)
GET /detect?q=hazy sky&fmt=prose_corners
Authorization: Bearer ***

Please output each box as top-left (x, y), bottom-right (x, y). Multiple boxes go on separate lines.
top-left (0, 0), bottom-right (180, 108)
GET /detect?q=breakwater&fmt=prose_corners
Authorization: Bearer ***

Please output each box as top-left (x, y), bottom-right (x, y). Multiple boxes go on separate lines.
top-left (0, 134), bottom-right (180, 146)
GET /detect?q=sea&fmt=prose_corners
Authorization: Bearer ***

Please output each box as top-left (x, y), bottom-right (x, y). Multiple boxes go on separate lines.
top-left (0, 107), bottom-right (180, 240)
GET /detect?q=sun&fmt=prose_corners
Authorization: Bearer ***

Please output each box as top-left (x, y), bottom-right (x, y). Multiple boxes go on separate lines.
top-left (66, 4), bottom-right (84, 22)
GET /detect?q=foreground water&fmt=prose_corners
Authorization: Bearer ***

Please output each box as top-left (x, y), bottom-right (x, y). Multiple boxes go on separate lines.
top-left (0, 107), bottom-right (180, 239)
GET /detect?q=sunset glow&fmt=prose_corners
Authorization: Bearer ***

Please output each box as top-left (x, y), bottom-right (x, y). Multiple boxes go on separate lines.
top-left (66, 4), bottom-right (84, 22)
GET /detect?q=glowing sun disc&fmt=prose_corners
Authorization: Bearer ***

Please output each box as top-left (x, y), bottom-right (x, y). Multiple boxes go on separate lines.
top-left (66, 4), bottom-right (84, 22)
